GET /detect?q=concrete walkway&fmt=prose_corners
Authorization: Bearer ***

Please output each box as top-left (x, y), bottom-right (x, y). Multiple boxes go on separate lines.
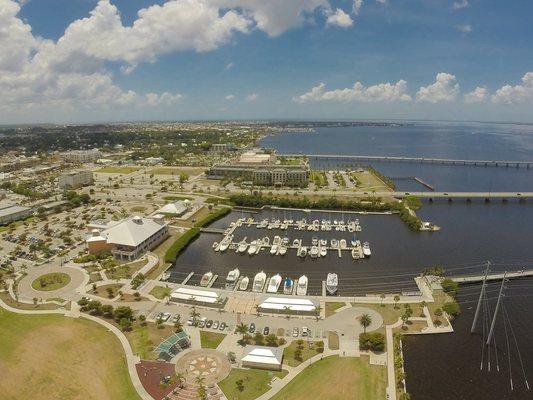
top-left (385, 318), bottom-right (403, 400)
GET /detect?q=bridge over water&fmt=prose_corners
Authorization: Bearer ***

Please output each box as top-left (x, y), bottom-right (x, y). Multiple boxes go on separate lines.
top-left (451, 269), bottom-right (533, 283)
top-left (283, 153), bottom-right (533, 168)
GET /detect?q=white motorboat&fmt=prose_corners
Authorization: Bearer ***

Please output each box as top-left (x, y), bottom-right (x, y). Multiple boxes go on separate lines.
top-left (226, 268), bottom-right (240, 283)
top-left (237, 239), bottom-right (248, 253)
top-left (298, 246), bottom-right (308, 257)
top-left (262, 236), bottom-right (270, 245)
top-left (352, 247), bottom-right (361, 259)
top-left (339, 239), bottom-right (347, 249)
top-left (278, 245), bottom-right (287, 255)
top-left (212, 241), bottom-right (219, 250)
top-left (200, 271), bottom-right (213, 287)
top-left (326, 273), bottom-right (338, 295)
top-left (320, 247), bottom-right (327, 257)
top-left (292, 238), bottom-right (300, 247)
top-left (252, 271), bottom-right (267, 292)
top-left (296, 275), bottom-right (308, 295)
top-left (271, 236), bottom-right (281, 254)
top-left (320, 238), bottom-right (327, 246)
top-left (270, 244), bottom-right (278, 255)
top-left (331, 239), bottom-right (339, 248)
top-left (239, 276), bottom-right (249, 291)
top-left (356, 224), bottom-right (362, 232)
top-left (219, 241), bottom-right (230, 252)
top-left (310, 246), bottom-right (319, 258)
top-left (363, 242), bottom-right (372, 257)
top-left (283, 277), bottom-right (294, 294)
top-left (248, 240), bottom-right (258, 255)
top-left (267, 274), bottom-right (282, 293)
top-left (312, 237), bottom-right (318, 246)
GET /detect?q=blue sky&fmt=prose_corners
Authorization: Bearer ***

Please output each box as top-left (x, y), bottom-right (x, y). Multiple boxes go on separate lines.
top-left (1, 0), bottom-right (532, 123)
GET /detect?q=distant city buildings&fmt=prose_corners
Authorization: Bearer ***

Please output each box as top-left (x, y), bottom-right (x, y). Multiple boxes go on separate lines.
top-left (210, 143), bottom-right (236, 152)
top-left (0, 204), bottom-right (33, 226)
top-left (86, 215), bottom-right (169, 261)
top-left (238, 150), bottom-right (276, 165)
top-left (142, 157), bottom-right (165, 165)
top-left (58, 170), bottom-right (94, 189)
top-left (60, 149), bottom-right (102, 163)
top-left (0, 156), bottom-right (40, 172)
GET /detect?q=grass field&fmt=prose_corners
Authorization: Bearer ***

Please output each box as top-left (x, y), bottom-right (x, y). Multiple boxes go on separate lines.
top-left (325, 301), bottom-right (346, 317)
top-left (218, 368), bottom-right (287, 400)
top-left (125, 322), bottom-right (174, 360)
top-left (96, 166), bottom-right (139, 174)
top-left (200, 331), bottom-right (226, 349)
top-left (149, 285), bottom-right (171, 300)
top-left (31, 272), bottom-right (71, 291)
top-left (283, 340), bottom-right (323, 367)
top-left (0, 308), bottom-right (140, 400)
top-left (270, 356), bottom-right (386, 400)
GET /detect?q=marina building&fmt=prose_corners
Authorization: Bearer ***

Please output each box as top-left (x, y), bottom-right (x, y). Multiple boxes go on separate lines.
top-left (155, 200), bottom-right (191, 217)
top-left (0, 204), bottom-right (33, 226)
top-left (58, 170), bottom-right (94, 189)
top-left (60, 149), bottom-right (102, 163)
top-left (86, 215), bottom-right (169, 260)
top-left (241, 345), bottom-right (283, 371)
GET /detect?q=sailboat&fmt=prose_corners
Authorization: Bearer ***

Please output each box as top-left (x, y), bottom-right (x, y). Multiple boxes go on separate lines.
top-left (239, 276), bottom-right (249, 291)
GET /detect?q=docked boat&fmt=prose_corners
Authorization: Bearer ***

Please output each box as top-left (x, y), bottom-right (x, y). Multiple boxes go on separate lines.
top-left (356, 224), bottom-right (362, 232)
top-left (363, 242), bottom-right (372, 257)
top-left (312, 237), bottom-right (318, 246)
top-left (310, 246), bottom-right (319, 258)
top-left (252, 271), bottom-right (267, 292)
top-left (278, 245), bottom-right (287, 255)
top-left (351, 247), bottom-right (361, 259)
top-left (326, 273), bottom-right (338, 295)
top-left (212, 241), bottom-right (219, 250)
top-left (296, 275), bottom-right (308, 295)
top-left (331, 239), bottom-right (339, 248)
top-left (320, 238), bottom-right (327, 247)
top-left (267, 274), bottom-right (282, 293)
top-left (283, 277), bottom-right (294, 294)
top-left (282, 237), bottom-right (290, 245)
top-left (237, 239), bottom-right (248, 253)
top-left (262, 236), bottom-right (270, 245)
top-left (219, 241), bottom-right (230, 252)
top-left (292, 238), bottom-right (300, 247)
top-left (226, 268), bottom-right (240, 283)
top-left (339, 239), bottom-right (347, 249)
top-left (298, 246), bottom-right (308, 257)
top-left (271, 236), bottom-right (281, 254)
top-left (200, 271), bottom-right (213, 287)
top-left (239, 276), bottom-right (249, 291)
top-left (248, 240), bottom-right (259, 255)
top-left (320, 246), bottom-right (327, 257)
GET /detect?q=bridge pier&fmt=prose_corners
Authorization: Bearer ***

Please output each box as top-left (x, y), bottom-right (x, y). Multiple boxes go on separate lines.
top-left (485, 198), bottom-right (490, 203)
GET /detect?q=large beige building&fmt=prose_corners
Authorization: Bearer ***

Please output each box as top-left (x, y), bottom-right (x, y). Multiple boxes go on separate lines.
top-left (86, 216), bottom-right (169, 261)
top-left (58, 170), bottom-right (94, 189)
top-left (207, 164), bottom-right (309, 187)
top-left (60, 149), bottom-right (102, 163)
top-left (0, 205), bottom-right (33, 226)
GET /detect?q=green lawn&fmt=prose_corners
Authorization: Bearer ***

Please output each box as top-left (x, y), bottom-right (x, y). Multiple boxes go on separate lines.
top-left (270, 356), bottom-right (387, 400)
top-left (149, 285), bottom-right (171, 300)
top-left (96, 166), bottom-right (139, 174)
top-left (283, 340), bottom-right (324, 367)
top-left (219, 368), bottom-right (287, 400)
top-left (31, 272), bottom-right (71, 291)
top-left (0, 308), bottom-right (140, 400)
top-left (200, 330), bottom-right (226, 349)
top-left (325, 301), bottom-right (346, 317)
top-left (125, 322), bottom-right (174, 360)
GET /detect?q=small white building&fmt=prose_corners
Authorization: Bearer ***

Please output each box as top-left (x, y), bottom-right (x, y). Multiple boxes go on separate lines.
top-left (58, 170), bottom-right (94, 189)
top-left (155, 200), bottom-right (191, 217)
top-left (241, 345), bottom-right (283, 371)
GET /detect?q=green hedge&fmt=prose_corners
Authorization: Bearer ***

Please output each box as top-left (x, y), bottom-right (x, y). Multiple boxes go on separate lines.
top-left (164, 207), bottom-right (231, 263)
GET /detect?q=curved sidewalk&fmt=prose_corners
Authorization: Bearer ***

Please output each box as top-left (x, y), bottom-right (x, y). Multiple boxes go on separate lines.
top-left (0, 296), bottom-right (154, 400)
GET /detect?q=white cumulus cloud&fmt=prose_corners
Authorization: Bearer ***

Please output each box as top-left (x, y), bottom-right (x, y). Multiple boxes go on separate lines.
top-left (464, 87), bottom-right (487, 104)
top-left (294, 80), bottom-right (412, 103)
top-left (353, 0), bottom-right (363, 15)
top-left (452, 0), bottom-right (469, 10)
top-left (246, 93), bottom-right (259, 101)
top-left (456, 24), bottom-right (472, 33)
top-left (416, 73), bottom-right (460, 103)
top-left (225, 94), bottom-right (235, 100)
top-left (325, 8), bottom-right (353, 27)
top-left (491, 72), bottom-right (533, 105)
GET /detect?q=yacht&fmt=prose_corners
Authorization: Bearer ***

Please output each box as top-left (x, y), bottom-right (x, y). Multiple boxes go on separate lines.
top-left (283, 277), bottom-right (294, 295)
top-left (298, 246), bottom-right (308, 257)
top-left (356, 224), bottom-right (362, 232)
top-left (310, 246), bottom-right (319, 258)
top-left (270, 236), bottom-right (281, 255)
top-left (320, 246), bottom-right (327, 257)
top-left (278, 245), bottom-right (287, 255)
top-left (292, 238), bottom-right (300, 247)
top-left (200, 271), bottom-right (213, 287)
top-left (282, 237), bottom-right (290, 245)
top-left (320, 238), bottom-right (327, 247)
top-left (212, 241), bottom-right (219, 251)
top-left (331, 239), bottom-right (339, 248)
top-left (226, 268), bottom-right (240, 283)
top-left (252, 271), bottom-right (267, 292)
top-left (296, 275), bottom-right (308, 295)
top-left (312, 237), bottom-right (319, 246)
top-left (363, 242), bottom-right (372, 257)
top-left (248, 240), bottom-right (259, 255)
top-left (239, 276), bottom-right (249, 291)
top-left (218, 241), bottom-right (230, 252)
top-left (267, 274), bottom-right (282, 293)
top-left (326, 273), bottom-right (338, 295)
top-left (262, 236), bottom-right (270, 245)
top-left (339, 239), bottom-right (347, 249)
top-left (351, 246), bottom-right (361, 259)
top-left (237, 239), bottom-right (248, 253)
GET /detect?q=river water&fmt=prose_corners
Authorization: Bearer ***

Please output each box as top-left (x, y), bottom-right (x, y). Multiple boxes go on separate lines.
top-left (168, 121), bottom-right (533, 399)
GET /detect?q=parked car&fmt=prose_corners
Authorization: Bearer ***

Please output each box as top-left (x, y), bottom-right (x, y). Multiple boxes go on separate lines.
top-left (219, 322), bottom-right (227, 331)
top-left (198, 317), bottom-right (207, 328)
top-left (172, 314), bottom-right (181, 323)
top-left (187, 316), bottom-right (194, 326)
top-left (249, 323), bottom-right (256, 333)
top-left (160, 312), bottom-right (171, 322)
top-left (212, 321), bottom-right (219, 329)
top-left (292, 327), bottom-right (299, 337)
top-left (263, 326), bottom-right (270, 336)
top-left (206, 320), bottom-right (213, 328)
top-left (302, 327), bottom-right (310, 337)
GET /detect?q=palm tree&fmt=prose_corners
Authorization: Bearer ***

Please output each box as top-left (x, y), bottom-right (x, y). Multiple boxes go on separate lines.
top-left (189, 306), bottom-right (200, 326)
top-left (393, 295), bottom-right (400, 309)
top-left (360, 313), bottom-right (372, 333)
top-left (315, 304), bottom-right (322, 321)
top-left (194, 376), bottom-right (205, 387)
top-left (236, 323), bottom-right (248, 341)
top-left (174, 316), bottom-right (183, 333)
top-left (380, 293), bottom-right (386, 307)
top-left (175, 372), bottom-right (185, 388)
